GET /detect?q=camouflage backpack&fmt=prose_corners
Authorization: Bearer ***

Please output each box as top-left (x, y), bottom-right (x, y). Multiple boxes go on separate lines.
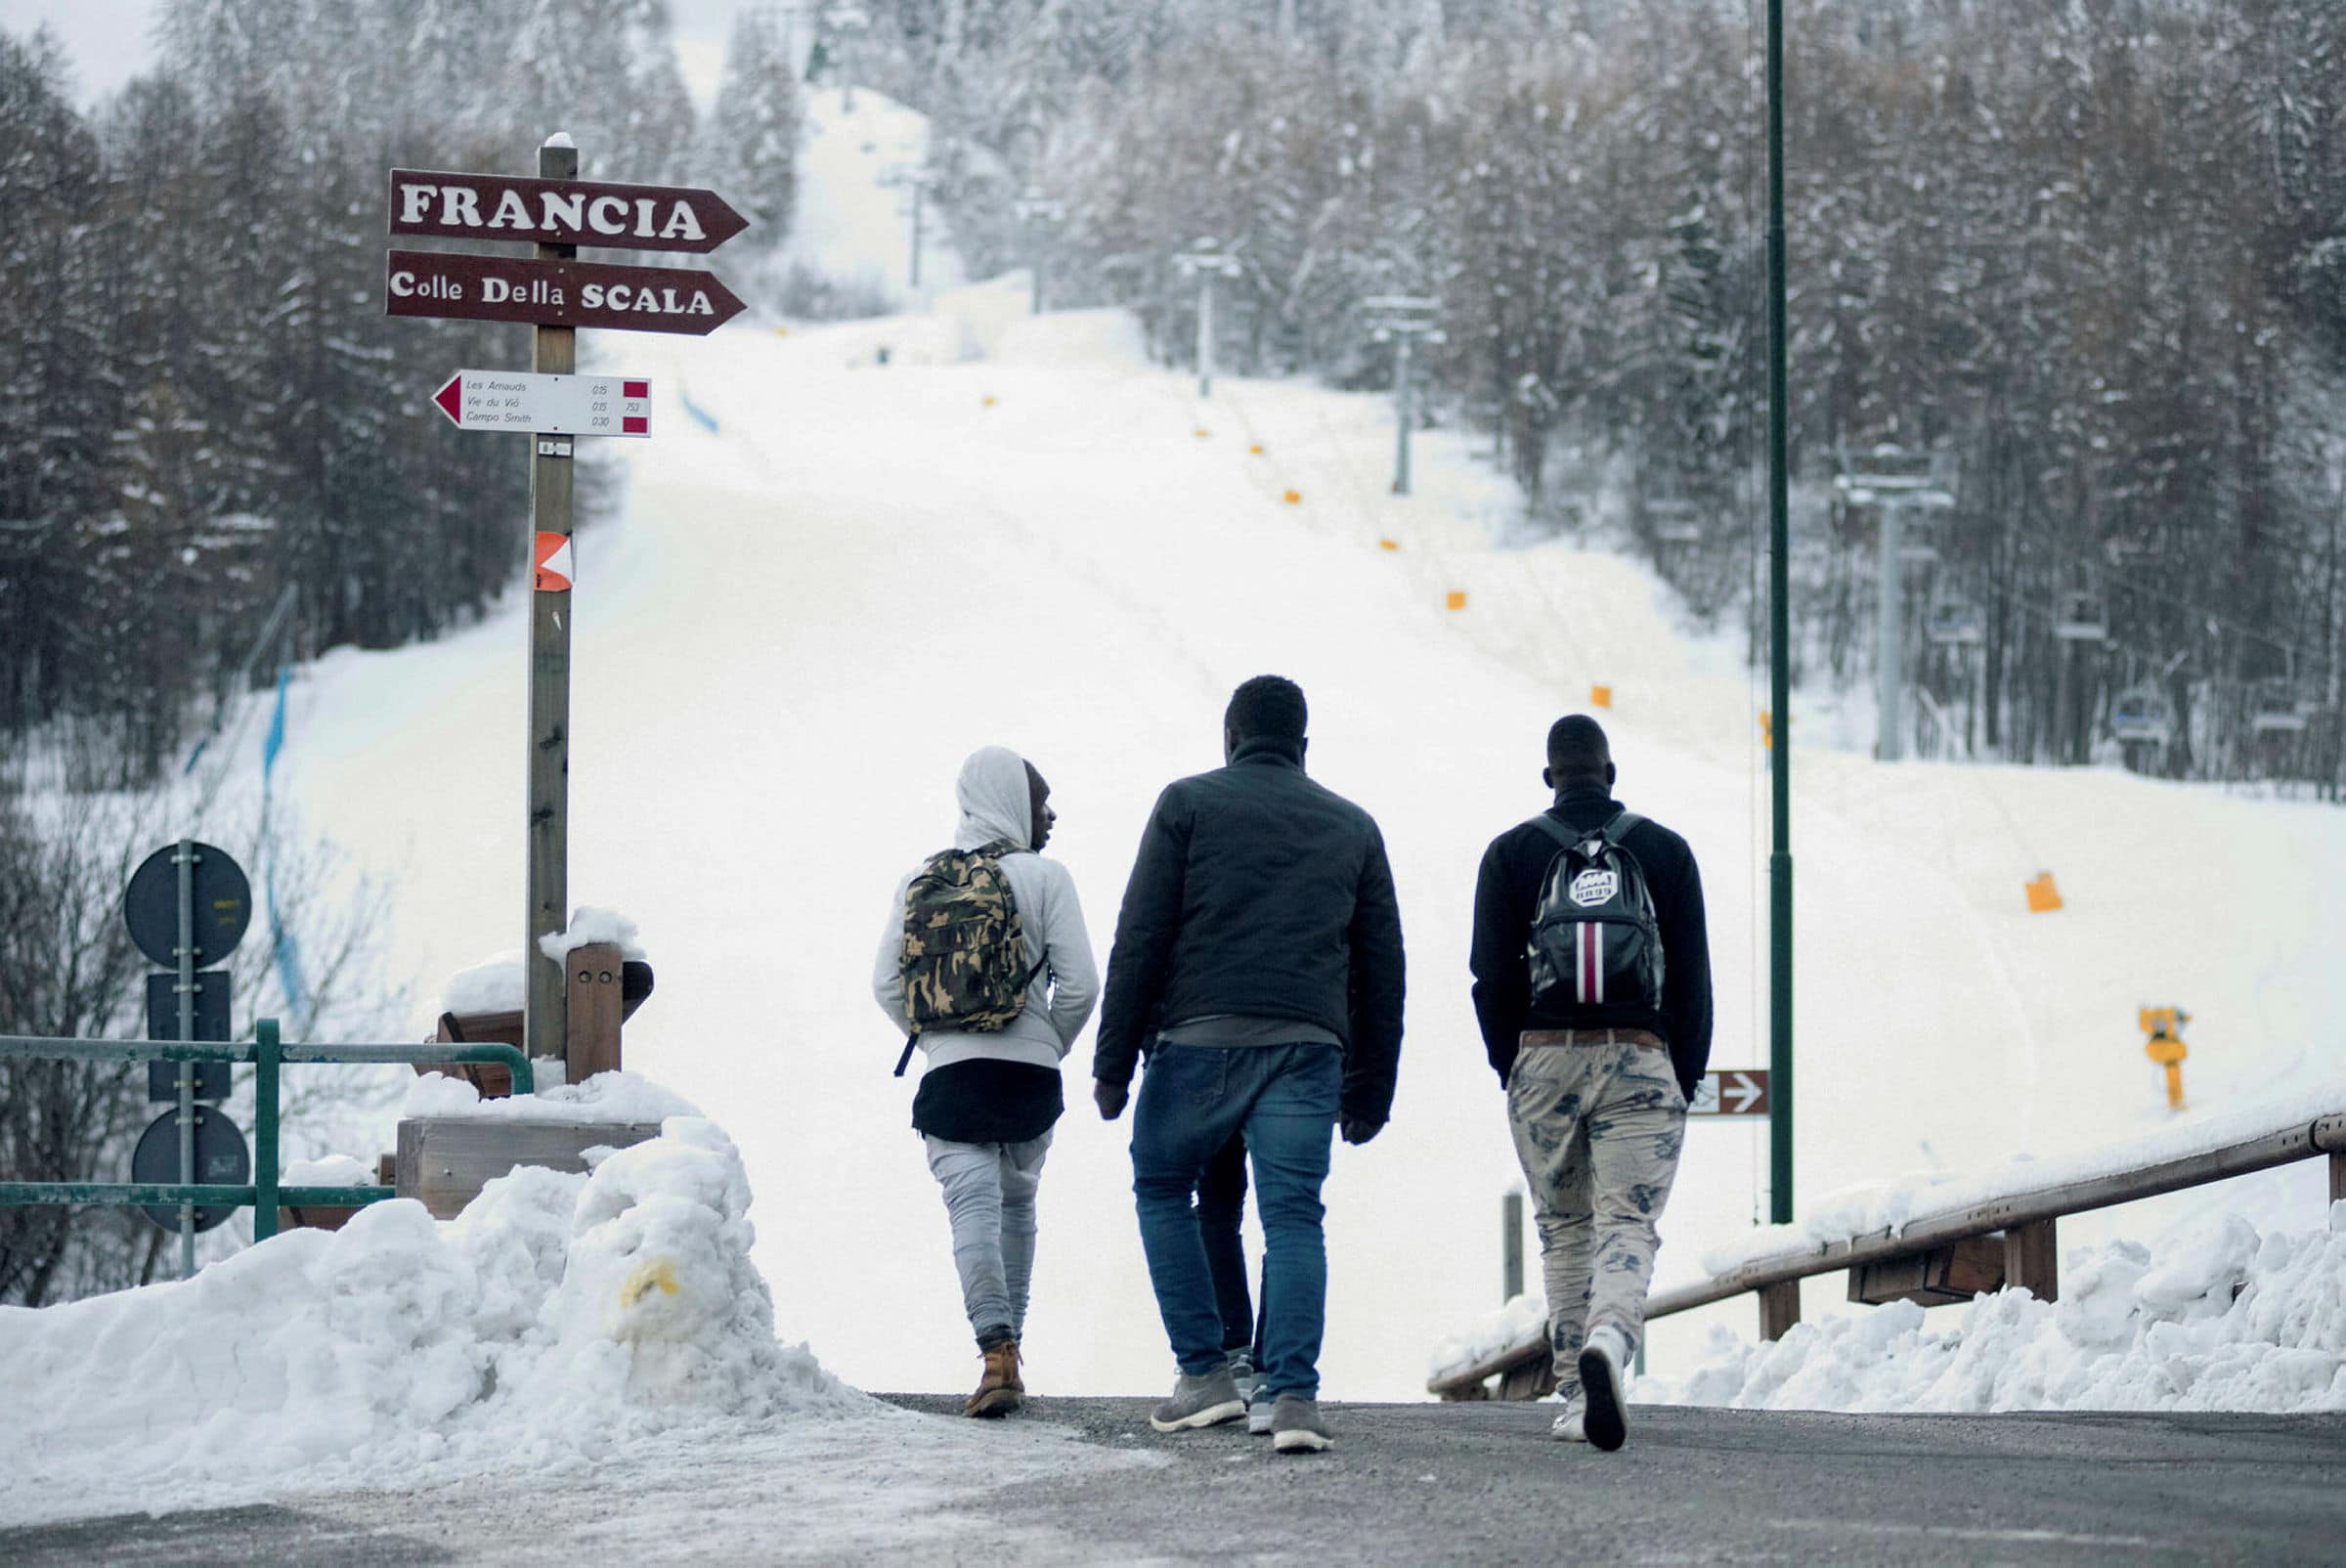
top-left (893, 839), bottom-right (1045, 1075)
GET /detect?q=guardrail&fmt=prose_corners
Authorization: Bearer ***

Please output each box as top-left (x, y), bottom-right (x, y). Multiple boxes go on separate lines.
top-left (0, 1019), bottom-right (532, 1242)
top-left (1430, 1108), bottom-right (2346, 1400)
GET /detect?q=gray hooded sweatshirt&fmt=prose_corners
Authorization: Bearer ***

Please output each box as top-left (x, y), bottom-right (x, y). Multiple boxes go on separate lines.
top-left (873, 746), bottom-right (1099, 1071)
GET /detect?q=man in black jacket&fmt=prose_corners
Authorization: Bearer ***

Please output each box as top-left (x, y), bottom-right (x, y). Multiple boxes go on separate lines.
top-left (1094, 675), bottom-right (1405, 1455)
top-left (1470, 715), bottom-right (1710, 1453)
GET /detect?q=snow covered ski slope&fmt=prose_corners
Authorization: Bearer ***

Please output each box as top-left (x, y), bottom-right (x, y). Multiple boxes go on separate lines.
top-left (249, 88), bottom-right (2344, 1407)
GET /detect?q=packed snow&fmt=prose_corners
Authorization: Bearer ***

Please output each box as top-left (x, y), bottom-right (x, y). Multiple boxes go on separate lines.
top-left (281, 1154), bottom-right (377, 1187)
top-left (0, 1119), bottom-right (856, 1523)
top-left (538, 904), bottom-right (651, 964)
top-left (1638, 1203), bottom-right (2346, 1414)
top-left (401, 1068), bottom-right (701, 1124)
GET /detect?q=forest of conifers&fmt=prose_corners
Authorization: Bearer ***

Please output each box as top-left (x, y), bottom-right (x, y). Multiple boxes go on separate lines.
top-left (6, 0), bottom-right (2344, 793)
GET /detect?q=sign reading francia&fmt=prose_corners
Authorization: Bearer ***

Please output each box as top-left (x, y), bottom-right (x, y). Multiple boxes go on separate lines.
top-left (432, 370), bottom-right (650, 437)
top-left (385, 251), bottom-right (748, 336)
top-left (387, 169), bottom-right (750, 255)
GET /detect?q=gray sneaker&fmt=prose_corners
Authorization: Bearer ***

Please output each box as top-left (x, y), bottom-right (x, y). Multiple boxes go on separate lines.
top-left (1149, 1367), bottom-right (1247, 1433)
top-left (1269, 1394), bottom-right (1331, 1454)
top-left (1247, 1399), bottom-right (1276, 1435)
top-left (1227, 1349), bottom-right (1261, 1404)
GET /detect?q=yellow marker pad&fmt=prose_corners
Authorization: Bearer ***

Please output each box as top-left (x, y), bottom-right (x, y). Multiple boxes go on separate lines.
top-left (1378, 539), bottom-right (1400, 552)
top-left (621, 1259), bottom-right (680, 1309)
top-left (1590, 685), bottom-right (1612, 709)
top-left (1194, 428), bottom-right (1210, 439)
top-left (1249, 443), bottom-right (1265, 455)
top-left (773, 327), bottom-right (789, 337)
top-left (2145, 1036), bottom-right (2188, 1067)
top-left (982, 395), bottom-right (997, 407)
top-left (1446, 590), bottom-right (1467, 611)
top-left (2024, 872), bottom-right (2064, 913)
top-left (1283, 490), bottom-right (1302, 504)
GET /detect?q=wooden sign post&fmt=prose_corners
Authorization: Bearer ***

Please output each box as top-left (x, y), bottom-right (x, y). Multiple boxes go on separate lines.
top-left (527, 136), bottom-right (579, 1065)
top-left (385, 141), bottom-right (748, 1068)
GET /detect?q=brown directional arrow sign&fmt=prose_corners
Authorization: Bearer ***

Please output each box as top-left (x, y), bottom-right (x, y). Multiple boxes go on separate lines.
top-left (1688, 1068), bottom-right (1771, 1117)
top-left (386, 250), bottom-right (747, 336)
top-left (389, 168), bottom-right (750, 254)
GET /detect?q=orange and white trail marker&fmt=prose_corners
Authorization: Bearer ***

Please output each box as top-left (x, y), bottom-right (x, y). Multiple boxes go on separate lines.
top-left (534, 532), bottom-right (574, 592)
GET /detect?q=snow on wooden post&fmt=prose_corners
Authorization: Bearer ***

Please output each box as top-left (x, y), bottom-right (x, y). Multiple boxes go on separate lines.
top-left (525, 133), bottom-right (581, 1067)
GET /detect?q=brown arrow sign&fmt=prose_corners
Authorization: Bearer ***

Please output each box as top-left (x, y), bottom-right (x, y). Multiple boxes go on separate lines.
top-left (386, 251), bottom-right (748, 336)
top-left (389, 168), bottom-right (750, 254)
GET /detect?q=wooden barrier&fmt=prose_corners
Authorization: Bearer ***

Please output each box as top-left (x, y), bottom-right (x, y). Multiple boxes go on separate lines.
top-left (395, 1116), bottom-right (662, 1219)
top-left (1430, 1108), bottom-right (2346, 1400)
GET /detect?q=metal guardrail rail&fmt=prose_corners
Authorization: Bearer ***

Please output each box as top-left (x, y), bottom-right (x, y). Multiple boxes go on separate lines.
top-left (0, 1019), bottom-right (532, 1242)
top-left (1430, 1108), bottom-right (2346, 1400)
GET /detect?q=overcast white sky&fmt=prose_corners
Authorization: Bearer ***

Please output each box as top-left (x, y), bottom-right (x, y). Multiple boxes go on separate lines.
top-left (1, 0), bottom-right (750, 109)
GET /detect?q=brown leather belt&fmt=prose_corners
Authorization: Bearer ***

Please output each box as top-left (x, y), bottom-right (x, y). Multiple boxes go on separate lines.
top-left (1519, 1027), bottom-right (1667, 1052)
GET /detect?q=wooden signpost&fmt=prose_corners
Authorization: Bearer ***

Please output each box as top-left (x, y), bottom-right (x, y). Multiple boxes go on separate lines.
top-left (385, 138), bottom-right (748, 1066)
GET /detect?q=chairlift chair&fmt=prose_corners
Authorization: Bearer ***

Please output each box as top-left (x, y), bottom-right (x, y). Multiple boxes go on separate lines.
top-left (2108, 683), bottom-right (2174, 747)
top-left (1925, 596), bottom-right (1984, 646)
top-left (2053, 590), bottom-right (2108, 642)
top-left (2250, 677), bottom-right (2309, 734)
top-left (1646, 497), bottom-right (1702, 544)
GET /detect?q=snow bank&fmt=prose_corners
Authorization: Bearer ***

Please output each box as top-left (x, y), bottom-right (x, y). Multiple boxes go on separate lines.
top-left (0, 1117), bottom-right (861, 1525)
top-left (1644, 1202), bottom-right (2346, 1414)
top-left (402, 1067), bottom-right (701, 1124)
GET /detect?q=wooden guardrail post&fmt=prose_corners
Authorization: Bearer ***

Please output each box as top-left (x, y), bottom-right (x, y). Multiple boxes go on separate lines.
top-left (1758, 1280), bottom-right (1801, 1341)
top-left (2331, 1149), bottom-right (2345, 1206)
top-left (2003, 1218), bottom-right (2059, 1301)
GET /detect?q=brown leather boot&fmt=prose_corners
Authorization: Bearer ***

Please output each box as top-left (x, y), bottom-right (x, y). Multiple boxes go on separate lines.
top-left (965, 1339), bottom-right (1023, 1417)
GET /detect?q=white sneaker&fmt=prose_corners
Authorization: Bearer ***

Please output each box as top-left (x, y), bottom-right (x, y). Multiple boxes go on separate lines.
top-left (1576, 1326), bottom-right (1631, 1452)
top-left (1549, 1399), bottom-right (1587, 1443)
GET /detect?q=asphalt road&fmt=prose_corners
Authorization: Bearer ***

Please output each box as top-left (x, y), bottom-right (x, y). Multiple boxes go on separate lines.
top-left (8, 1398), bottom-right (2343, 1565)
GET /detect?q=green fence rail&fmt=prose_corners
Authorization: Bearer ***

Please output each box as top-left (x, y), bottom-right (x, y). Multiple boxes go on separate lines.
top-left (0, 1019), bottom-right (532, 1243)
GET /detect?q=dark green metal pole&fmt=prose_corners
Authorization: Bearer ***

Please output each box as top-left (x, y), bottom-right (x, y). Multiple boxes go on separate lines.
top-left (1766, 0), bottom-right (1796, 1226)
top-left (253, 1018), bottom-right (280, 1241)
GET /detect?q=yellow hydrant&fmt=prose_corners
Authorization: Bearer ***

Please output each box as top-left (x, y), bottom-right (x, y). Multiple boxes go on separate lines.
top-left (2139, 1006), bottom-right (2191, 1111)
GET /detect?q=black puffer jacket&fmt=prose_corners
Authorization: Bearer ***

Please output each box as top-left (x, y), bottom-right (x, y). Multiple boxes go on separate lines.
top-left (1092, 738), bottom-right (1407, 1127)
top-left (1470, 786), bottom-right (1712, 1101)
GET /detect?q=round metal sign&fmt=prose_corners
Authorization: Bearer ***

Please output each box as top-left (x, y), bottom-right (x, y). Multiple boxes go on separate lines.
top-left (122, 842), bottom-right (251, 970)
top-left (130, 1104), bottom-right (251, 1233)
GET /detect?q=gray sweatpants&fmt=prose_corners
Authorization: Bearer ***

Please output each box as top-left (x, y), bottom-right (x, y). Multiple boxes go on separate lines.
top-left (925, 1131), bottom-right (1053, 1347)
top-left (1506, 1036), bottom-right (1686, 1401)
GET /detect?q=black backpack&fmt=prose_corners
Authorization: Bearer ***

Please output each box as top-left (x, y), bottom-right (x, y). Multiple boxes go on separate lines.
top-left (1525, 812), bottom-right (1665, 1010)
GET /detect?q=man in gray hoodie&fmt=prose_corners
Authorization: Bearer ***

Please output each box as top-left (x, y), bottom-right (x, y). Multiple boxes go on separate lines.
top-left (875, 745), bottom-right (1099, 1416)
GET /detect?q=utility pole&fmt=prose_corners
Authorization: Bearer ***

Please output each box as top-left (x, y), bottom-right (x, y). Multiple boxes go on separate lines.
top-left (1364, 295), bottom-right (1443, 496)
top-left (1836, 446), bottom-right (1954, 763)
top-left (1013, 189), bottom-right (1065, 315)
top-left (824, 4), bottom-right (868, 112)
top-left (525, 133), bottom-right (578, 1065)
top-left (1172, 240), bottom-right (1241, 398)
top-left (1764, 0), bottom-right (1794, 1228)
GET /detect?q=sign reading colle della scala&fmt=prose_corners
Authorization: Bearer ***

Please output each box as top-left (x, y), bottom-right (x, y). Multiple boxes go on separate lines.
top-left (388, 168), bottom-right (751, 254)
top-left (386, 251), bottom-right (748, 335)
top-left (433, 370), bottom-right (651, 436)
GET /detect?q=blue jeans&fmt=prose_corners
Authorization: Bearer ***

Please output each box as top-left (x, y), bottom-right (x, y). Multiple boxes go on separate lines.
top-left (1131, 1043), bottom-right (1339, 1400)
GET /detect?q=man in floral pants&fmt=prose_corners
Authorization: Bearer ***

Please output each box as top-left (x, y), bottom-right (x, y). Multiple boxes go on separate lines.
top-left (1470, 716), bottom-right (1712, 1451)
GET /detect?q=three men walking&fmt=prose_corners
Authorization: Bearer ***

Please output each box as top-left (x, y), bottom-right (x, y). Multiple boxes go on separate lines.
top-left (875, 701), bottom-right (1707, 1456)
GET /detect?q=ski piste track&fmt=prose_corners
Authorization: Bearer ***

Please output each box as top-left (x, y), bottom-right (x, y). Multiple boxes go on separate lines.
top-left (9, 1399), bottom-right (2342, 1564)
top-left (13, 88), bottom-right (2344, 1559)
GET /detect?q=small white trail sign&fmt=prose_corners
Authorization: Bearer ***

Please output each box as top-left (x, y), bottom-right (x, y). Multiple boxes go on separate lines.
top-left (432, 370), bottom-right (651, 436)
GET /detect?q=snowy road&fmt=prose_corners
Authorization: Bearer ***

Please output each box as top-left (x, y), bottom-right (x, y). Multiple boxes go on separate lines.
top-left (10, 1399), bottom-right (2341, 1565)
